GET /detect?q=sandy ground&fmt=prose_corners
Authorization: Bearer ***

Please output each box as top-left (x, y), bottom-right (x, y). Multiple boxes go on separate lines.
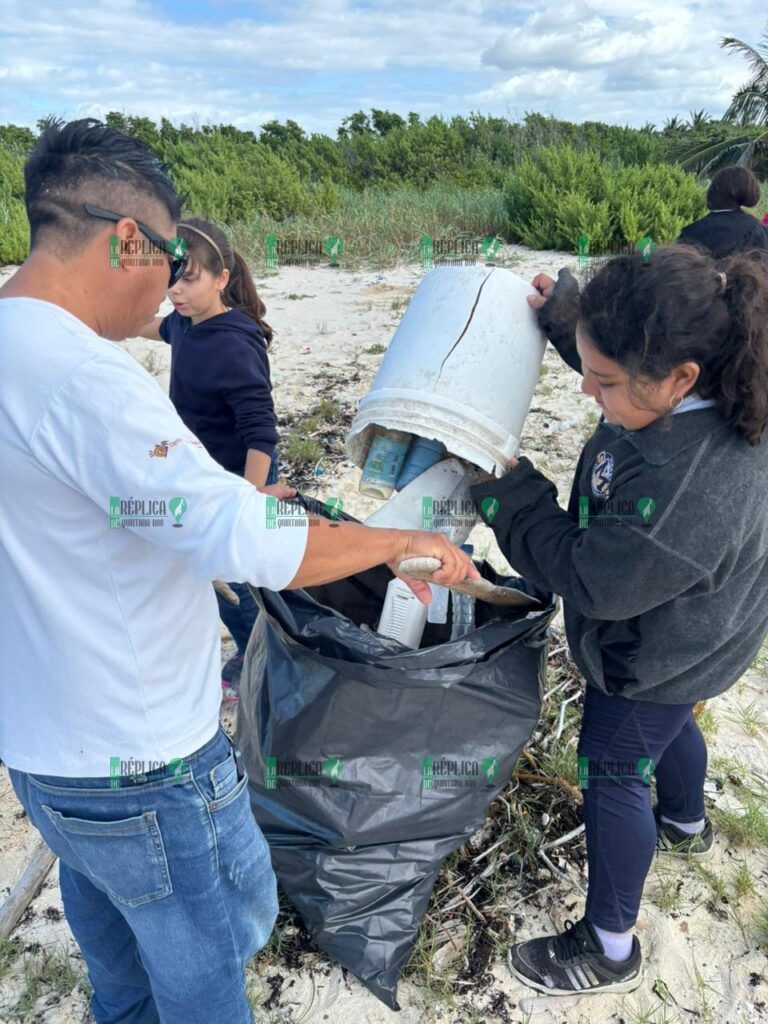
top-left (1, 245), bottom-right (767, 1023)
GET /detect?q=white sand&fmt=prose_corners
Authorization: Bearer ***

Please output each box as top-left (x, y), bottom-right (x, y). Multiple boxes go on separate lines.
top-left (1, 248), bottom-right (767, 1023)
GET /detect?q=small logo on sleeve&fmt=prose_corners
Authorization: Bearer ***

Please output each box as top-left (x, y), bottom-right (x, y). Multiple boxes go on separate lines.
top-left (148, 438), bottom-right (203, 458)
top-left (591, 450), bottom-right (615, 500)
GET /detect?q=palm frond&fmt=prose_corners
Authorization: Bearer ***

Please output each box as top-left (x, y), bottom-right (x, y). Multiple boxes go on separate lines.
top-left (674, 130), bottom-right (768, 176)
top-left (721, 35), bottom-right (768, 85)
top-left (725, 84), bottom-right (768, 126)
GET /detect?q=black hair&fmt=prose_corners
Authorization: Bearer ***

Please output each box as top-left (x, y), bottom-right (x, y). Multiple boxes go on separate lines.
top-left (176, 217), bottom-right (273, 343)
top-left (579, 244), bottom-right (768, 446)
top-left (706, 165), bottom-right (761, 210)
top-left (24, 117), bottom-right (181, 252)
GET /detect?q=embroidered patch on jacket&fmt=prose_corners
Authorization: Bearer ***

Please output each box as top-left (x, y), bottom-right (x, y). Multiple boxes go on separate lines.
top-left (148, 438), bottom-right (203, 458)
top-left (591, 450), bottom-right (614, 500)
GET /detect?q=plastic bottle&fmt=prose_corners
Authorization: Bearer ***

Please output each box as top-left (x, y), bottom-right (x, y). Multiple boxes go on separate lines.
top-left (450, 544), bottom-right (476, 640)
top-left (427, 583), bottom-right (449, 624)
top-left (395, 436), bottom-right (446, 491)
top-left (377, 578), bottom-right (428, 649)
top-left (358, 428), bottom-right (412, 500)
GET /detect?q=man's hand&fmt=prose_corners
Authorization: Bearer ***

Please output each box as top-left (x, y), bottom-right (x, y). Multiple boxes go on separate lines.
top-left (259, 482), bottom-right (297, 500)
top-left (387, 530), bottom-right (481, 605)
top-left (527, 273), bottom-right (556, 310)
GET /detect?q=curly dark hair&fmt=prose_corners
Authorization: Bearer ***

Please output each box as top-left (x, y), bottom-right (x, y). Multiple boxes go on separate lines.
top-left (579, 244), bottom-right (768, 445)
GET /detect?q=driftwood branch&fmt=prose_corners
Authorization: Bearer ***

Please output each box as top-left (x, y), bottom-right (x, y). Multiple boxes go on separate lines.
top-left (213, 580), bottom-right (240, 605)
top-left (0, 840), bottom-right (57, 940)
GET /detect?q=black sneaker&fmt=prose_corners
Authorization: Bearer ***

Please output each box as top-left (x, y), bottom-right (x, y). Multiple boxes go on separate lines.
top-left (507, 917), bottom-right (643, 996)
top-left (654, 805), bottom-right (714, 860)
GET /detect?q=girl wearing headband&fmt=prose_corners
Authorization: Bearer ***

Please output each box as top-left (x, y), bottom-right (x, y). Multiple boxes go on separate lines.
top-left (141, 217), bottom-right (291, 698)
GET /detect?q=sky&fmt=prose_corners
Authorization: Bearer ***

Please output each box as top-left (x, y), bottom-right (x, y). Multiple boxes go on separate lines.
top-left (0, 0), bottom-right (765, 136)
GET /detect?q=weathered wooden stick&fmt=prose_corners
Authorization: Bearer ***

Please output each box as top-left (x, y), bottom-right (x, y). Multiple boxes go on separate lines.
top-left (0, 839), bottom-right (57, 940)
top-left (398, 556), bottom-right (543, 608)
top-left (213, 579), bottom-right (240, 605)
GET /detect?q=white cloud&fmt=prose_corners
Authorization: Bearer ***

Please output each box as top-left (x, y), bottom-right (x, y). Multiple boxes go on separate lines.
top-left (475, 0), bottom-right (765, 124)
top-left (0, 0), bottom-right (765, 131)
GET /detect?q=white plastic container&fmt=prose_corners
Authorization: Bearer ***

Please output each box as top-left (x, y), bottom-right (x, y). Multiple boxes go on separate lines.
top-left (377, 578), bottom-right (428, 649)
top-left (346, 266), bottom-right (546, 475)
top-left (363, 458), bottom-right (483, 546)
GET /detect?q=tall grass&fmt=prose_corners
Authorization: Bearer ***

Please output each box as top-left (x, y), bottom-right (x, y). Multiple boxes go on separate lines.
top-left (228, 185), bottom-right (509, 269)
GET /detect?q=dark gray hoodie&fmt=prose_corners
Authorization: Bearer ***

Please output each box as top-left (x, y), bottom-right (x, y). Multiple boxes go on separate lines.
top-left (470, 277), bottom-right (768, 704)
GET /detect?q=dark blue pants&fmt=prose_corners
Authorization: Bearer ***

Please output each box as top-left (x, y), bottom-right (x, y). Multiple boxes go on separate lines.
top-left (576, 685), bottom-right (707, 932)
top-left (216, 454), bottom-right (279, 658)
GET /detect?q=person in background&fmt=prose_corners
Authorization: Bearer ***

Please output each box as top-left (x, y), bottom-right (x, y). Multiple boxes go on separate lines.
top-left (0, 117), bottom-right (477, 1024)
top-left (470, 244), bottom-right (768, 997)
top-left (678, 164), bottom-right (768, 257)
top-left (141, 219), bottom-right (283, 699)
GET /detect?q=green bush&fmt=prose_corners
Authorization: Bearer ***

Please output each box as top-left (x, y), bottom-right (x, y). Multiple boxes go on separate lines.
top-left (504, 144), bottom-right (707, 252)
top-left (0, 198), bottom-right (28, 264)
top-left (0, 140), bottom-right (28, 264)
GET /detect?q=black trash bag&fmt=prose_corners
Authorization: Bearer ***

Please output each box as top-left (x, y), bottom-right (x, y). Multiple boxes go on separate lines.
top-left (236, 515), bottom-right (556, 1010)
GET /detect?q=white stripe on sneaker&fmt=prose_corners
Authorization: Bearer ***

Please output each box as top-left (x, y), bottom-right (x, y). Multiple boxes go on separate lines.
top-left (565, 966), bottom-right (584, 989)
top-left (573, 964), bottom-right (592, 988)
top-left (584, 964), bottom-right (601, 986)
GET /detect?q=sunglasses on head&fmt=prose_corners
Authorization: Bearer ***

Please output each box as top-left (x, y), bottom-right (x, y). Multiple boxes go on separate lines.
top-left (83, 203), bottom-right (189, 287)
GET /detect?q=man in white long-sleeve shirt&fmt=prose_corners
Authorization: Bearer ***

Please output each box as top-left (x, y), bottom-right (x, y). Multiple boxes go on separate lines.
top-left (0, 118), bottom-right (476, 1024)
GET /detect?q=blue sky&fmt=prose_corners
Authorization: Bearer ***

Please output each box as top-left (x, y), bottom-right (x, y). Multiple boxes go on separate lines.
top-left (1, 0), bottom-right (765, 136)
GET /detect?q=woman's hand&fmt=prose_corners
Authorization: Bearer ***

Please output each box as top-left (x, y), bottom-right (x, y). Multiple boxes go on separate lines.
top-left (527, 273), bottom-right (556, 311)
top-left (258, 482), bottom-right (298, 500)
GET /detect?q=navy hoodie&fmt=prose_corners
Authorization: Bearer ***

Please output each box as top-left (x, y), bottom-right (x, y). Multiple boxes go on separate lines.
top-left (159, 309), bottom-right (278, 476)
top-left (678, 209), bottom-right (768, 259)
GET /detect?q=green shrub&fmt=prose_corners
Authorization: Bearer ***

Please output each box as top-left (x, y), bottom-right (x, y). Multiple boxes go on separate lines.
top-left (0, 198), bottom-right (29, 264)
top-left (504, 144), bottom-right (707, 252)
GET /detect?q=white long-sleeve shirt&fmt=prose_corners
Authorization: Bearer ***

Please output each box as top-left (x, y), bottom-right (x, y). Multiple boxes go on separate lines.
top-left (0, 298), bottom-right (308, 775)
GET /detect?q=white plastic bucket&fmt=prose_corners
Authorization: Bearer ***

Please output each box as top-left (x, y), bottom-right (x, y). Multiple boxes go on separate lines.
top-left (346, 266), bottom-right (546, 475)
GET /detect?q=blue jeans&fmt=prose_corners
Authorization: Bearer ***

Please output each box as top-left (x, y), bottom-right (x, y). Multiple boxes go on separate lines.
top-left (217, 452), bottom-right (279, 658)
top-left (577, 685), bottom-right (707, 932)
top-left (9, 727), bottom-right (277, 1024)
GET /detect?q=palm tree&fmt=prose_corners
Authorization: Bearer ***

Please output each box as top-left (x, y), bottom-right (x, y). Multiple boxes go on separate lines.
top-left (675, 25), bottom-right (768, 176)
top-left (663, 115), bottom-right (685, 136)
top-left (722, 30), bottom-right (768, 127)
top-left (686, 109), bottom-right (713, 132)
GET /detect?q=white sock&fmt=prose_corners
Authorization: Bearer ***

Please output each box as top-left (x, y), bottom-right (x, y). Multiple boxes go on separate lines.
top-left (661, 814), bottom-right (705, 835)
top-left (593, 924), bottom-right (633, 962)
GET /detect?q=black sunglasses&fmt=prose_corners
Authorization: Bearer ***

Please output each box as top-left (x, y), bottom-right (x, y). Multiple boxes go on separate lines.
top-left (83, 203), bottom-right (189, 287)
